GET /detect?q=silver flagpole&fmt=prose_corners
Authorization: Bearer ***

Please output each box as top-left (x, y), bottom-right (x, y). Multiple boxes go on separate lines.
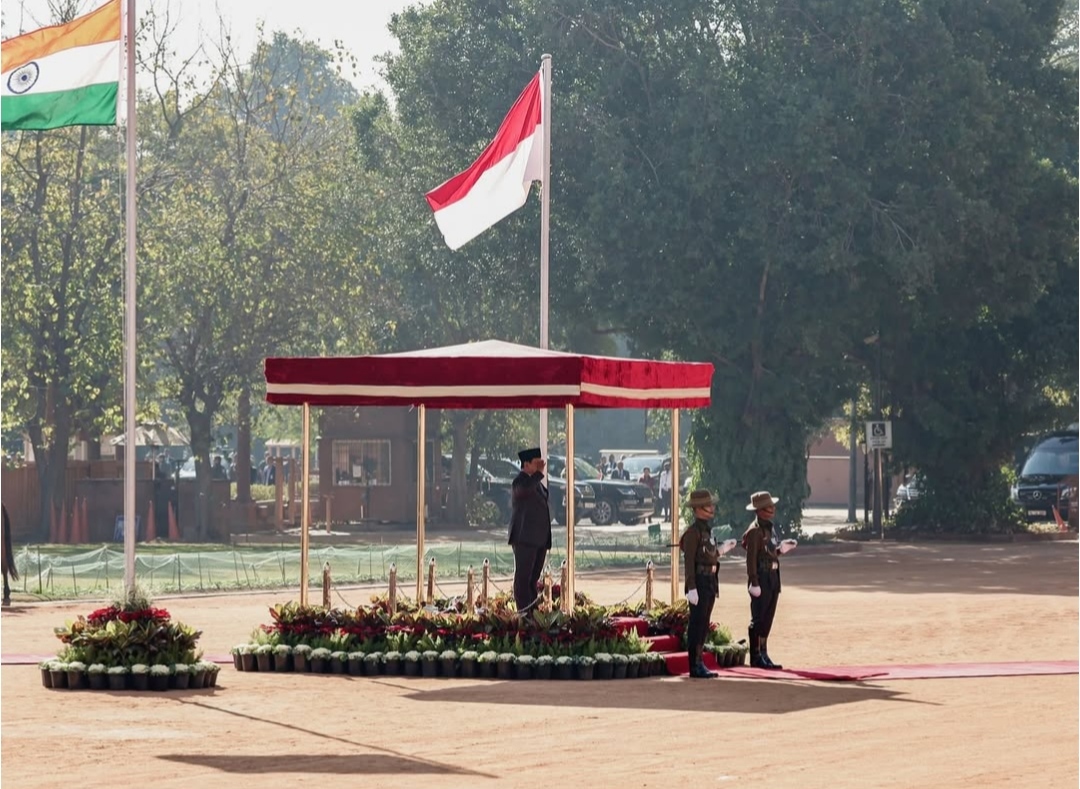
top-left (539, 54), bottom-right (551, 458)
top-left (123, 0), bottom-right (138, 599)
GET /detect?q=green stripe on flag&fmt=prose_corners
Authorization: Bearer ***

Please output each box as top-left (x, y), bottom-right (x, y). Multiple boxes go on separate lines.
top-left (1, 82), bottom-right (117, 131)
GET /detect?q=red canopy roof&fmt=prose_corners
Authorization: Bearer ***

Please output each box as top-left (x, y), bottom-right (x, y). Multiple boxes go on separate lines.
top-left (265, 340), bottom-right (712, 409)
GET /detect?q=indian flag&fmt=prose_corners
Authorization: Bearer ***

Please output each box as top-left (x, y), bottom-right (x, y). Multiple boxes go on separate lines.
top-left (1, 0), bottom-right (120, 131)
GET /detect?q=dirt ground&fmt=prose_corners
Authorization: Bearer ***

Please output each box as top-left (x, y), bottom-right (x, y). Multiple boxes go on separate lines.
top-left (1, 540), bottom-right (1077, 789)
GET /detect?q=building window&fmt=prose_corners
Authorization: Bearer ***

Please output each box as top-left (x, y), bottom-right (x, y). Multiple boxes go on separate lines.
top-left (332, 440), bottom-right (391, 486)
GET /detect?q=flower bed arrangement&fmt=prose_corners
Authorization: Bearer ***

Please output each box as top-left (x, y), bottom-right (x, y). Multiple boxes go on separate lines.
top-left (231, 591), bottom-right (741, 680)
top-left (46, 588), bottom-right (218, 691)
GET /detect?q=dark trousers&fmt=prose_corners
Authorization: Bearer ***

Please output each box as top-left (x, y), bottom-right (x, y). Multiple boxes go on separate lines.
top-left (687, 575), bottom-right (718, 660)
top-left (749, 569), bottom-right (781, 639)
top-left (512, 543), bottom-right (547, 612)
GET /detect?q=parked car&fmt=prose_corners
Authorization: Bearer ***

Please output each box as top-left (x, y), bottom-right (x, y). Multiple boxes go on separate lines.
top-left (546, 455), bottom-right (655, 526)
top-left (470, 457), bottom-right (595, 526)
top-left (1011, 428), bottom-right (1079, 522)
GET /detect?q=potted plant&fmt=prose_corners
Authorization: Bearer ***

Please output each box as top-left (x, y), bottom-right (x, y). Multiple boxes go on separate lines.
top-left (575, 655), bottom-right (595, 680)
top-left (205, 663), bottom-right (221, 688)
top-left (651, 652), bottom-right (669, 676)
top-left (347, 651), bottom-right (366, 676)
top-left (330, 651), bottom-right (348, 674)
top-left (66, 661), bottom-right (87, 690)
top-left (420, 650), bottom-right (440, 678)
top-left (231, 645), bottom-right (246, 671)
top-left (310, 647), bottom-right (332, 673)
top-left (403, 650), bottom-right (422, 677)
top-left (150, 664), bottom-right (171, 691)
top-left (191, 661), bottom-right (209, 688)
top-left (555, 656), bottom-right (574, 680)
top-left (87, 663), bottom-right (108, 690)
top-left (239, 645), bottom-right (256, 672)
top-left (292, 644), bottom-right (312, 672)
top-left (535, 655), bottom-right (554, 680)
top-left (39, 660), bottom-right (54, 689)
top-left (593, 652), bottom-right (614, 680)
top-left (625, 654), bottom-right (641, 679)
top-left (365, 651), bottom-right (385, 676)
top-left (171, 663), bottom-right (191, 690)
top-left (130, 663), bottom-right (151, 691)
top-left (477, 651), bottom-right (498, 679)
top-left (496, 653), bottom-right (516, 680)
top-left (439, 649), bottom-right (458, 678)
top-left (384, 650), bottom-right (403, 675)
top-left (612, 653), bottom-right (629, 680)
top-left (459, 650), bottom-right (479, 679)
top-left (254, 644), bottom-right (273, 672)
top-left (273, 644), bottom-right (293, 672)
top-left (107, 665), bottom-right (130, 690)
top-left (47, 661), bottom-right (69, 689)
top-left (514, 654), bottom-right (535, 680)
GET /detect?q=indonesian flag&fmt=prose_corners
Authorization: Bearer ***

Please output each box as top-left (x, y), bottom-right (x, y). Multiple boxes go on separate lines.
top-left (425, 71), bottom-right (544, 250)
top-left (0, 0), bottom-right (120, 131)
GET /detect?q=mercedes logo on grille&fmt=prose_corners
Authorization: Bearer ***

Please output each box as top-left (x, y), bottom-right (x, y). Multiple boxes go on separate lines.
top-left (1032, 490), bottom-right (1042, 500)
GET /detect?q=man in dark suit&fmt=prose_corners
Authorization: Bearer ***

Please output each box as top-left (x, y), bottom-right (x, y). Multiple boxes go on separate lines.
top-left (508, 447), bottom-right (552, 614)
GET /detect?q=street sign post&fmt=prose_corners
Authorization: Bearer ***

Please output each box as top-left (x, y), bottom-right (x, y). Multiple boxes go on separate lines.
top-left (866, 421), bottom-right (892, 450)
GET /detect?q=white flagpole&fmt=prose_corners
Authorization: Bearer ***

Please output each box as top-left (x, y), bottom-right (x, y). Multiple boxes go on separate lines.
top-left (122, 0), bottom-right (138, 598)
top-left (539, 54), bottom-right (552, 458)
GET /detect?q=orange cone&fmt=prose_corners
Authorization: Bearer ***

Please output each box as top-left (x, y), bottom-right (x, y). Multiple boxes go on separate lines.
top-left (145, 500), bottom-right (157, 542)
top-left (167, 501), bottom-right (180, 541)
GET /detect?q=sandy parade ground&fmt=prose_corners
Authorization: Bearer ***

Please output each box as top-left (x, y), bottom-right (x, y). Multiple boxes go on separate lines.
top-left (1, 538), bottom-right (1077, 789)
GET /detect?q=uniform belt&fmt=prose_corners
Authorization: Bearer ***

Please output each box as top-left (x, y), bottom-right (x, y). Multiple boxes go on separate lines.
top-left (696, 565), bottom-right (718, 575)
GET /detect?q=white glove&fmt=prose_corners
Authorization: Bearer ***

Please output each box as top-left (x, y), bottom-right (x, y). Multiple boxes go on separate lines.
top-left (779, 539), bottom-right (798, 555)
top-left (748, 585), bottom-right (762, 598)
top-left (686, 589), bottom-right (699, 606)
top-left (717, 538), bottom-right (737, 556)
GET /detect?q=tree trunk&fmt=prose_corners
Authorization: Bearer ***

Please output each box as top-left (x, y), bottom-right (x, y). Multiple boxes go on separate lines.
top-left (28, 384), bottom-right (72, 542)
top-left (447, 413), bottom-right (472, 524)
top-left (186, 411), bottom-right (213, 541)
top-left (235, 385), bottom-right (252, 503)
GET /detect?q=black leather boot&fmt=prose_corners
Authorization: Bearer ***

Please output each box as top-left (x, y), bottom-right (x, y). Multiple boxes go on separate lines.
top-left (749, 628), bottom-right (769, 668)
top-left (759, 639), bottom-right (783, 670)
top-left (689, 648), bottom-right (717, 678)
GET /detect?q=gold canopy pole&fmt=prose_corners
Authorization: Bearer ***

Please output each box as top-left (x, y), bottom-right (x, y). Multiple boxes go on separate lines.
top-left (564, 404), bottom-right (575, 612)
top-left (669, 408), bottom-right (680, 603)
top-left (416, 404), bottom-right (426, 602)
top-left (300, 403), bottom-right (311, 606)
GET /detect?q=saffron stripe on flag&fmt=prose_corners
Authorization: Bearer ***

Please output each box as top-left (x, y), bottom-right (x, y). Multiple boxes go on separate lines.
top-left (0, 0), bottom-right (120, 71)
top-left (0, 40), bottom-right (120, 96)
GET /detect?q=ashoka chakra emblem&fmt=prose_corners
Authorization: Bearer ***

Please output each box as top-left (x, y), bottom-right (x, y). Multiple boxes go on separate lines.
top-left (7, 62), bottom-right (40, 95)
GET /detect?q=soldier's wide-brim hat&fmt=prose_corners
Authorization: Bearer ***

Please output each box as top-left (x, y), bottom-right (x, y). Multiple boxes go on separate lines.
top-left (746, 491), bottom-right (780, 511)
top-left (517, 447), bottom-right (542, 464)
top-left (685, 489), bottom-right (719, 509)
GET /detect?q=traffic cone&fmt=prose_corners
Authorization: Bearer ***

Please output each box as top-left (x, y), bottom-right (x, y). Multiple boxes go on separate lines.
top-left (145, 500), bottom-right (157, 542)
top-left (167, 501), bottom-right (180, 541)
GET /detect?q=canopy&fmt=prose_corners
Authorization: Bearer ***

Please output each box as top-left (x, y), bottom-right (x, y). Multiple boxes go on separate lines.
top-left (263, 339), bottom-right (713, 609)
top-left (264, 339), bottom-right (713, 409)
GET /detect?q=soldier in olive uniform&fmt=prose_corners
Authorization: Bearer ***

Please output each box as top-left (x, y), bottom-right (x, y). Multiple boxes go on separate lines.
top-left (680, 489), bottom-right (736, 678)
top-left (742, 491), bottom-right (797, 669)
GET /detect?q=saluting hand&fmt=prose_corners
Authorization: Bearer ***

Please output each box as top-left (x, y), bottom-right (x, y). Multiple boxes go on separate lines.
top-left (779, 539), bottom-right (797, 555)
top-left (717, 538), bottom-right (737, 556)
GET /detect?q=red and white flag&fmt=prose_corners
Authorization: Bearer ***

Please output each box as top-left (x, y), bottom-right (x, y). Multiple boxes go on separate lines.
top-left (425, 71), bottom-right (544, 250)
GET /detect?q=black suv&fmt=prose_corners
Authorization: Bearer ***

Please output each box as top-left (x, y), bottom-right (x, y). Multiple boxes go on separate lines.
top-left (546, 455), bottom-right (655, 526)
top-left (1011, 428), bottom-right (1079, 522)
top-left (473, 457), bottom-right (595, 526)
